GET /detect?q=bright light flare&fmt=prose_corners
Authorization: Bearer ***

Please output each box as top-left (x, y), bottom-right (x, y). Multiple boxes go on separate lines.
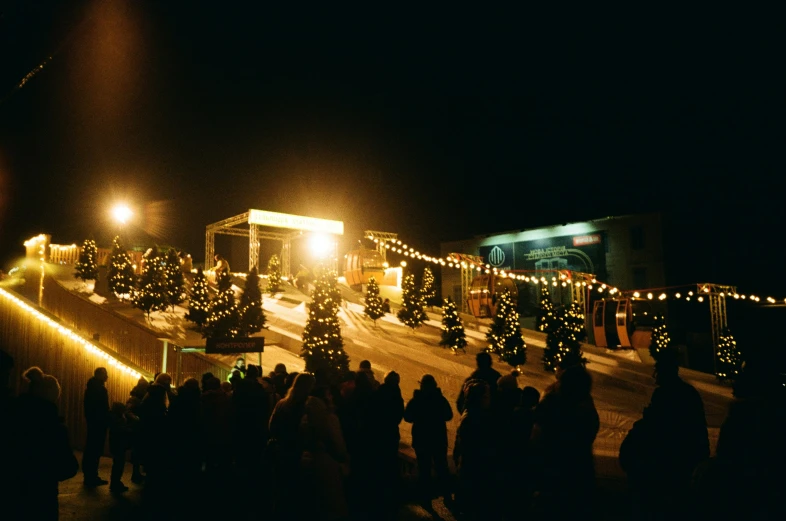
top-left (309, 233), bottom-right (334, 258)
top-left (111, 204), bottom-right (132, 224)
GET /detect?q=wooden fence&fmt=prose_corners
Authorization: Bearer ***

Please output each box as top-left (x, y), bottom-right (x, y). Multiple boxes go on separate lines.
top-left (48, 244), bottom-right (144, 275)
top-left (0, 287), bottom-right (149, 450)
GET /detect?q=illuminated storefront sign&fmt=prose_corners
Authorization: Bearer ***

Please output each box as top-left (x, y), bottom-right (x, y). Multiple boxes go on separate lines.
top-left (248, 210), bottom-right (344, 235)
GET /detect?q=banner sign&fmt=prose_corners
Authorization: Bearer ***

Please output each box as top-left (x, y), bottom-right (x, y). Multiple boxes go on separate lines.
top-left (248, 209), bottom-right (344, 235)
top-left (205, 337), bottom-right (265, 354)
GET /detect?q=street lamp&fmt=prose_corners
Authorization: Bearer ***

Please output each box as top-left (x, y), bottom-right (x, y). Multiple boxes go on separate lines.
top-left (111, 204), bottom-right (132, 225)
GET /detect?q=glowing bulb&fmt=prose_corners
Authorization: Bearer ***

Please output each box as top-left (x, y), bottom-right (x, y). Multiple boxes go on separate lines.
top-left (111, 204), bottom-right (132, 224)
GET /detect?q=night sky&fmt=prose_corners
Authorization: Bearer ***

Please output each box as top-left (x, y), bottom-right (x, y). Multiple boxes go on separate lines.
top-left (1, 2), bottom-right (784, 294)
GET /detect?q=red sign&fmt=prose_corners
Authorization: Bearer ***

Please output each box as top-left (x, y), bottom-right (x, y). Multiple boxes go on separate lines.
top-left (573, 235), bottom-right (601, 247)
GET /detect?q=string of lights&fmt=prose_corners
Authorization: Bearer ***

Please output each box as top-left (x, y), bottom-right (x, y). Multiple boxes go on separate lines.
top-left (0, 287), bottom-right (145, 380)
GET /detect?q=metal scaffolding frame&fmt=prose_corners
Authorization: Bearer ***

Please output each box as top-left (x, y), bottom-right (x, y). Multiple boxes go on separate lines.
top-left (205, 211), bottom-right (303, 274)
top-left (697, 283), bottom-right (736, 373)
top-left (364, 230), bottom-right (399, 264)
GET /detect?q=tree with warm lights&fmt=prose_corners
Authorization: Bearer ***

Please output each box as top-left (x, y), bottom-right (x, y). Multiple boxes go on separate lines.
top-left (364, 276), bottom-right (385, 325)
top-left (74, 238), bottom-right (99, 284)
top-left (163, 248), bottom-right (186, 311)
top-left (185, 267), bottom-right (210, 328)
top-left (398, 273), bottom-right (428, 331)
top-left (266, 254), bottom-right (283, 294)
top-left (715, 327), bottom-right (742, 382)
top-left (107, 236), bottom-right (135, 300)
top-left (301, 269), bottom-right (349, 382)
top-left (487, 290), bottom-right (527, 367)
top-left (203, 271), bottom-right (240, 339)
top-left (536, 284), bottom-right (557, 333)
top-left (238, 266), bottom-right (266, 336)
top-left (649, 315), bottom-right (671, 360)
top-left (440, 297), bottom-right (467, 353)
top-left (134, 246), bottom-right (168, 321)
top-left (543, 302), bottom-right (586, 371)
top-left (420, 266), bottom-right (437, 310)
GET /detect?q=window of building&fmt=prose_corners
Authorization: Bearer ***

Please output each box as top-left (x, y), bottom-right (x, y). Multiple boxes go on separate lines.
top-left (630, 226), bottom-right (645, 250)
top-left (632, 267), bottom-right (647, 289)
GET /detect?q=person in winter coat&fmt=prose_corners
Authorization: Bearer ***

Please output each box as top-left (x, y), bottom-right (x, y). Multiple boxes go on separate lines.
top-left (404, 374), bottom-right (454, 507)
top-left (531, 363), bottom-right (599, 520)
top-left (201, 377), bottom-right (233, 480)
top-left (358, 360), bottom-right (380, 390)
top-left (456, 352), bottom-right (501, 414)
top-left (15, 367), bottom-right (79, 520)
top-left (108, 401), bottom-right (132, 493)
top-left (369, 371), bottom-right (405, 517)
top-left (82, 367), bottom-right (110, 487)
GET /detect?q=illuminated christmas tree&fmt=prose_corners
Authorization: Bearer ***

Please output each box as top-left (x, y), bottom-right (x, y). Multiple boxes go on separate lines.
top-left (440, 297), bottom-right (467, 353)
top-left (543, 302), bottom-right (586, 371)
top-left (489, 290), bottom-right (527, 368)
top-left (134, 246), bottom-right (167, 321)
top-left (266, 254), bottom-right (283, 294)
top-left (536, 284), bottom-right (557, 333)
top-left (203, 271), bottom-right (240, 339)
top-left (649, 315), bottom-right (671, 360)
top-left (185, 267), bottom-right (210, 328)
top-left (397, 273), bottom-right (428, 331)
top-left (364, 276), bottom-right (385, 325)
top-left (107, 236), bottom-right (135, 300)
top-left (420, 266), bottom-right (437, 310)
top-left (163, 248), bottom-right (186, 311)
top-left (74, 238), bottom-right (99, 283)
top-left (716, 327), bottom-right (742, 382)
top-left (238, 266), bottom-right (266, 336)
top-left (301, 269), bottom-right (349, 381)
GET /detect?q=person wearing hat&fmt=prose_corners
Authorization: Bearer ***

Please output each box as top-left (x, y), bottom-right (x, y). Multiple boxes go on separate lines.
top-left (404, 374), bottom-right (454, 508)
top-left (620, 348), bottom-right (709, 518)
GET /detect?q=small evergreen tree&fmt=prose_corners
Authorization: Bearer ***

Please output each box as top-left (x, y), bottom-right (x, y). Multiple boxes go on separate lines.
top-left (543, 302), bottom-right (586, 371)
top-left (203, 271), bottom-right (240, 339)
top-left (185, 267), bottom-right (210, 328)
top-left (497, 291), bottom-right (527, 368)
top-left (440, 297), bottom-right (467, 353)
top-left (134, 246), bottom-right (167, 320)
top-left (107, 236), bottom-right (135, 300)
top-left (649, 315), bottom-right (671, 360)
top-left (364, 276), bottom-right (385, 325)
top-left (266, 254), bottom-right (283, 294)
top-left (420, 266), bottom-right (437, 310)
top-left (486, 290), bottom-right (512, 353)
top-left (301, 269), bottom-right (349, 381)
top-left (74, 238), bottom-right (99, 284)
top-left (163, 248), bottom-right (186, 311)
top-left (397, 273), bottom-right (428, 331)
top-left (536, 284), bottom-right (556, 333)
top-left (716, 327), bottom-right (742, 382)
top-left (238, 266), bottom-right (266, 336)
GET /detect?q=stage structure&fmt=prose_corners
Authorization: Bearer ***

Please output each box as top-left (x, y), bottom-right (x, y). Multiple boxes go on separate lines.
top-left (205, 210), bottom-right (344, 276)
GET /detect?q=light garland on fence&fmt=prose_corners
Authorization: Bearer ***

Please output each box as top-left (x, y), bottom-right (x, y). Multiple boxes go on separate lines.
top-left (0, 287), bottom-right (144, 380)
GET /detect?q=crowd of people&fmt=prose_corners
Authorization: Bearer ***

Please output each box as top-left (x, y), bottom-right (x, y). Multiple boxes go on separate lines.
top-left (1, 345), bottom-right (785, 521)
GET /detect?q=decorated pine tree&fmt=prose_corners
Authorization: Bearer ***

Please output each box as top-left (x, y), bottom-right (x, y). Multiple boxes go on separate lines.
top-left (498, 292), bottom-right (527, 368)
top-left (364, 276), bottom-right (385, 325)
top-left (543, 302), bottom-right (586, 371)
top-left (107, 236), bottom-right (135, 300)
top-left (266, 254), bottom-right (283, 294)
top-left (74, 238), bottom-right (99, 284)
top-left (440, 297), bottom-right (467, 353)
top-left (163, 248), bottom-right (186, 311)
top-left (185, 267), bottom-right (210, 328)
top-left (649, 315), bottom-right (671, 360)
top-left (486, 290), bottom-right (512, 354)
top-left (203, 271), bottom-right (240, 339)
top-left (238, 266), bottom-right (266, 336)
top-left (301, 269), bottom-right (349, 381)
top-left (134, 246), bottom-right (167, 320)
top-left (716, 327), bottom-right (742, 382)
top-left (397, 273), bottom-right (428, 331)
top-left (536, 284), bottom-right (556, 333)
top-left (420, 266), bottom-right (437, 310)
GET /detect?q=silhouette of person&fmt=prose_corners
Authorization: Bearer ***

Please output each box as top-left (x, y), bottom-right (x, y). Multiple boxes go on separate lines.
top-left (457, 351), bottom-right (501, 414)
top-left (620, 349), bottom-right (709, 519)
top-left (82, 367), bottom-right (110, 487)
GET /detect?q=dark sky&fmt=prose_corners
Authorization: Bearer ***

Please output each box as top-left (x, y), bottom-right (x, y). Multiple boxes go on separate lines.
top-left (1, 2), bottom-right (784, 293)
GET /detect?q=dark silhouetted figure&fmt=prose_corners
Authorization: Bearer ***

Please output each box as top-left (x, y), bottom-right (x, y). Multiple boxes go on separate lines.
top-left (168, 377), bottom-right (203, 494)
top-left (83, 367), bottom-right (110, 487)
top-left (620, 349), bottom-right (709, 520)
top-left (502, 385), bottom-right (541, 520)
top-left (138, 384), bottom-right (169, 497)
top-left (16, 367), bottom-right (78, 520)
top-left (531, 363), bottom-right (599, 521)
top-left (453, 379), bottom-right (497, 520)
top-left (108, 401), bottom-right (131, 493)
top-left (201, 376), bottom-right (233, 482)
top-left (0, 349), bottom-right (18, 518)
top-left (404, 374), bottom-right (454, 509)
top-left (370, 370), bottom-right (405, 518)
top-left (457, 351), bottom-right (501, 414)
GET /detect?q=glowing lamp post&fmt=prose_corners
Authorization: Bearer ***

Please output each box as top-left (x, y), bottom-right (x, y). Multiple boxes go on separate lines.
top-left (310, 233), bottom-right (338, 271)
